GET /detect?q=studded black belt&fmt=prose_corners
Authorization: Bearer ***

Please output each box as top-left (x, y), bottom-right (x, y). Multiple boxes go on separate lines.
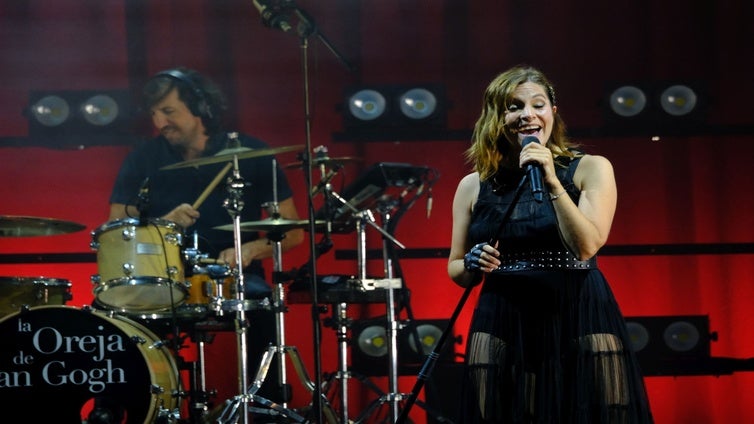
top-left (490, 250), bottom-right (597, 273)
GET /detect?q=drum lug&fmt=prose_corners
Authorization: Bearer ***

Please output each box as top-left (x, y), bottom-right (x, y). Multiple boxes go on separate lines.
top-left (167, 266), bottom-right (180, 278)
top-left (131, 335), bottom-right (148, 345)
top-left (122, 263), bottom-right (135, 276)
top-left (91, 274), bottom-right (101, 284)
top-left (90, 240), bottom-right (100, 250)
top-left (165, 232), bottom-right (182, 246)
top-left (122, 226), bottom-right (136, 241)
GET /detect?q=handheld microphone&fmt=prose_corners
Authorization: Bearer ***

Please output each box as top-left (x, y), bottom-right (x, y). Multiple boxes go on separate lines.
top-left (252, 0), bottom-right (292, 32)
top-left (521, 136), bottom-right (544, 202)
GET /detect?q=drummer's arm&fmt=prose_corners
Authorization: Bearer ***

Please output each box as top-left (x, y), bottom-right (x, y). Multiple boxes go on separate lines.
top-left (108, 203), bottom-right (137, 221)
top-left (109, 202), bottom-right (200, 229)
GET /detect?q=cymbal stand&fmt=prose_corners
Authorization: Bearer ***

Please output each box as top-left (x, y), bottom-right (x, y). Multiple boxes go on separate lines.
top-left (215, 155), bottom-right (306, 423)
top-left (214, 153), bottom-right (252, 424)
top-left (237, 159), bottom-right (330, 423)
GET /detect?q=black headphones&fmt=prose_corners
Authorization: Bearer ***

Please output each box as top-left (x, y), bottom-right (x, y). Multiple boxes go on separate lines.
top-left (155, 68), bottom-right (213, 119)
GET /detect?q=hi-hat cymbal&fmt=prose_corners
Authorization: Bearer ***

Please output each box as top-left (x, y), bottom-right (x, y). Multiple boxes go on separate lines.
top-left (0, 215), bottom-right (86, 237)
top-left (214, 217), bottom-right (328, 233)
top-left (161, 144), bottom-right (305, 170)
top-left (283, 156), bottom-right (362, 169)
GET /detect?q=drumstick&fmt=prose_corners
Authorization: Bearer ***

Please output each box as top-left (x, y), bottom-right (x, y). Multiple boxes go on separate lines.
top-left (192, 162), bottom-right (233, 209)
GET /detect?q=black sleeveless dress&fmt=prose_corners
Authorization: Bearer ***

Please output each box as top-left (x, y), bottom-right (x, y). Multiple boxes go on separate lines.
top-left (460, 155), bottom-right (654, 423)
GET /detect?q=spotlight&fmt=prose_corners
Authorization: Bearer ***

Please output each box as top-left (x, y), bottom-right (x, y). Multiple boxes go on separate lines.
top-left (399, 88), bottom-right (437, 120)
top-left (337, 83), bottom-right (449, 141)
top-left (356, 325), bottom-right (388, 358)
top-left (348, 89), bottom-right (387, 121)
top-left (660, 84), bottom-right (697, 116)
top-left (625, 315), bottom-right (715, 376)
top-left (26, 89), bottom-right (134, 146)
top-left (663, 319), bottom-right (701, 352)
top-left (609, 85), bottom-right (647, 117)
top-left (626, 321), bottom-right (650, 352)
top-left (81, 94), bottom-right (120, 126)
top-left (30, 95), bottom-right (71, 127)
top-left (350, 317), bottom-right (455, 376)
top-left (406, 323), bottom-right (443, 355)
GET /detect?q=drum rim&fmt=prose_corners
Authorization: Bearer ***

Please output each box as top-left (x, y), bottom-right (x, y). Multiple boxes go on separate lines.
top-left (0, 275), bottom-right (72, 287)
top-left (92, 217), bottom-right (184, 235)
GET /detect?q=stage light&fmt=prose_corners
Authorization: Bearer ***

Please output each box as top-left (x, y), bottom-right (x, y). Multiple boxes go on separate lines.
top-left (663, 319), bottom-right (701, 352)
top-left (399, 88), bottom-right (437, 120)
top-left (602, 81), bottom-right (706, 137)
top-left (351, 317), bottom-right (455, 376)
top-left (660, 84), bottom-right (697, 116)
top-left (356, 325), bottom-right (388, 358)
top-left (81, 94), bottom-right (120, 126)
top-left (336, 83), bottom-right (449, 141)
top-left (406, 322), bottom-right (443, 355)
top-left (609, 85), bottom-right (647, 117)
top-left (30, 95), bottom-right (71, 127)
top-left (348, 89), bottom-right (387, 121)
top-left (26, 89), bottom-right (134, 146)
top-left (625, 315), bottom-right (716, 375)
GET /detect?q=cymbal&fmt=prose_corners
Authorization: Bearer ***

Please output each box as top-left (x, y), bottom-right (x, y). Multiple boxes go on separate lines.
top-left (161, 144), bottom-right (305, 170)
top-left (213, 217), bottom-right (328, 233)
top-left (283, 156), bottom-right (362, 169)
top-left (0, 215), bottom-right (87, 237)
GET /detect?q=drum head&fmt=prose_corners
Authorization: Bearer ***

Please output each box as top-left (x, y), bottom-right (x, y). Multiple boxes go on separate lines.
top-left (0, 306), bottom-right (180, 423)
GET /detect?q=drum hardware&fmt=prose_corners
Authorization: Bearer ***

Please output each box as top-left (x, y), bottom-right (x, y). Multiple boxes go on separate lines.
top-left (0, 215), bottom-right (86, 237)
top-left (304, 162), bottom-right (437, 423)
top-left (212, 155), bottom-right (311, 424)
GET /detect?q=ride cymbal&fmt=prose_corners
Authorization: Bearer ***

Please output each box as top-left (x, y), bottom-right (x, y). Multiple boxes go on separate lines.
top-left (161, 144), bottom-right (305, 170)
top-left (0, 215), bottom-right (86, 237)
top-left (283, 156), bottom-right (362, 169)
top-left (213, 217), bottom-right (329, 233)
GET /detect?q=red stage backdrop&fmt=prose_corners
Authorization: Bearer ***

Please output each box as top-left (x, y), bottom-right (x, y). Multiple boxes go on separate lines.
top-left (1, 1), bottom-right (753, 423)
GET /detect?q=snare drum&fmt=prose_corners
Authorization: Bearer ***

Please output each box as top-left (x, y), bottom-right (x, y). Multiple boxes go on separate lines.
top-left (91, 218), bottom-right (187, 314)
top-left (0, 305), bottom-right (181, 423)
top-left (0, 276), bottom-right (72, 318)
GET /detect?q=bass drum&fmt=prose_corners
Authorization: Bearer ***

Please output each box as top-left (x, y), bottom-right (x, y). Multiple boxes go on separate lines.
top-left (0, 306), bottom-right (181, 423)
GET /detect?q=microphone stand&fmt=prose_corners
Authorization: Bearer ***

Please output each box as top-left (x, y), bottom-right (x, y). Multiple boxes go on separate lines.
top-left (287, 6), bottom-right (355, 423)
top-left (395, 173), bottom-right (529, 424)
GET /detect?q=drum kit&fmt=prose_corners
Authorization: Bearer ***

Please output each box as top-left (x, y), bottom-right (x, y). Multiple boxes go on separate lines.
top-left (0, 145), bottom-right (438, 424)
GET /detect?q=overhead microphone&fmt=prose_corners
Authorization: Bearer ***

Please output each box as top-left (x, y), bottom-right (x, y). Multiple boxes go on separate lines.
top-left (521, 136), bottom-right (544, 202)
top-left (252, 0), bottom-right (292, 32)
top-left (310, 164), bottom-right (342, 197)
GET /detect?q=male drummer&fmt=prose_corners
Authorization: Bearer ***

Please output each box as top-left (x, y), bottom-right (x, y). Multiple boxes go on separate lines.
top-left (103, 67), bottom-right (304, 419)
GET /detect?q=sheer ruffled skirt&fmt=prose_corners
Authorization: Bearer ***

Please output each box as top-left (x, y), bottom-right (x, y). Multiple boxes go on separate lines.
top-left (459, 270), bottom-right (653, 423)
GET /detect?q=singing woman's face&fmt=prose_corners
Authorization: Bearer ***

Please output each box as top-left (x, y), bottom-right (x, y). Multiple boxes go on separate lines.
top-left (503, 82), bottom-right (557, 146)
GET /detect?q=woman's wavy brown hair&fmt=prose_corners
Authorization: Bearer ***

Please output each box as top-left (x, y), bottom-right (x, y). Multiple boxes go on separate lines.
top-left (465, 65), bottom-right (578, 182)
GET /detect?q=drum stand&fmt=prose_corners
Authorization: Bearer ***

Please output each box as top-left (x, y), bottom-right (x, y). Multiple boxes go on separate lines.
top-left (321, 190), bottom-right (405, 423)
